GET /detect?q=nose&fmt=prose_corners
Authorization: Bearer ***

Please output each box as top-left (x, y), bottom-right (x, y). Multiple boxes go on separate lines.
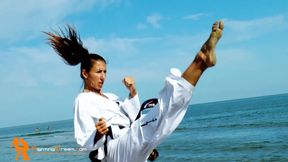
top-left (100, 72), bottom-right (106, 80)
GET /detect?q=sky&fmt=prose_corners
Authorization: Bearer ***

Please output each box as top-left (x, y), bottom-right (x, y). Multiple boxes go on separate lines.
top-left (1, 0), bottom-right (288, 128)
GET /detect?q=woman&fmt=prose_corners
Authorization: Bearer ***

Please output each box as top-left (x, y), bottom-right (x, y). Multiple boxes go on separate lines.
top-left (45, 21), bottom-right (224, 162)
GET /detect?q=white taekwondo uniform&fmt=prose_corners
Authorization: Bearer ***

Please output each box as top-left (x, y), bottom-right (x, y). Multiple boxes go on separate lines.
top-left (74, 68), bottom-right (194, 162)
top-left (74, 91), bottom-right (141, 159)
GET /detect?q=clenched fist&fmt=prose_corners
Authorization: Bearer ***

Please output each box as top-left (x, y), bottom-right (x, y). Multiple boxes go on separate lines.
top-left (96, 117), bottom-right (108, 136)
top-left (123, 76), bottom-right (137, 98)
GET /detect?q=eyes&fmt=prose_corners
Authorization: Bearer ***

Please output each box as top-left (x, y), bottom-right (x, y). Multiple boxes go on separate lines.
top-left (92, 61), bottom-right (107, 75)
top-left (95, 69), bottom-right (107, 74)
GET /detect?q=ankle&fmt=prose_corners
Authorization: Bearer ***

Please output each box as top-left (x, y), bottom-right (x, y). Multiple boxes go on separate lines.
top-left (196, 52), bottom-right (209, 69)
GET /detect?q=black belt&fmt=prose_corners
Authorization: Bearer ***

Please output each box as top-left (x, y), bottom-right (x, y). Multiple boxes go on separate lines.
top-left (89, 126), bottom-right (123, 162)
top-left (89, 150), bottom-right (100, 162)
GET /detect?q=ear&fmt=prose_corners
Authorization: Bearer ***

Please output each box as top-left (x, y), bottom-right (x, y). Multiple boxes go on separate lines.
top-left (82, 69), bottom-right (88, 79)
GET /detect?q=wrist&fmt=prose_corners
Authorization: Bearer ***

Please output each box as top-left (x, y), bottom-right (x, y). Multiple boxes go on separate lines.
top-left (129, 89), bottom-right (137, 98)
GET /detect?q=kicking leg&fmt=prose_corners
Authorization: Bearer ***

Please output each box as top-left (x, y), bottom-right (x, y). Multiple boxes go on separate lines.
top-left (182, 21), bottom-right (224, 86)
top-left (106, 21), bottom-right (224, 162)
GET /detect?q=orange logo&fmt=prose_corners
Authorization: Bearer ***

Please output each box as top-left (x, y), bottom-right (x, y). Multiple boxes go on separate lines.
top-left (10, 137), bottom-right (30, 161)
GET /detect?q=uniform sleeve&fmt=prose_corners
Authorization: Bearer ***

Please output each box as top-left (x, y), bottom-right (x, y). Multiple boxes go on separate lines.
top-left (119, 94), bottom-right (141, 122)
top-left (104, 92), bottom-right (141, 122)
top-left (73, 96), bottom-right (106, 159)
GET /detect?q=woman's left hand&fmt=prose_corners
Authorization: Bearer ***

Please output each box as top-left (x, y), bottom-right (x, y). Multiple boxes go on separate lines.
top-left (123, 76), bottom-right (137, 98)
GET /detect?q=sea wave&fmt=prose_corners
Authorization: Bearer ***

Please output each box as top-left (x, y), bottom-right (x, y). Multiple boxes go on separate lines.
top-left (0, 130), bottom-right (67, 140)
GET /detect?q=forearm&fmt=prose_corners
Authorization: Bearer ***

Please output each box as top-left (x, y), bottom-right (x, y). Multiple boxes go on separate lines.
top-left (129, 88), bottom-right (137, 98)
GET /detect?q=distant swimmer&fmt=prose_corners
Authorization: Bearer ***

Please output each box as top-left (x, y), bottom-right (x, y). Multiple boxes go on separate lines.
top-left (45, 20), bottom-right (224, 162)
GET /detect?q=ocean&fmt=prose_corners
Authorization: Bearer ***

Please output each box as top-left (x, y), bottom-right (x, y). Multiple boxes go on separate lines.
top-left (1, 93), bottom-right (288, 162)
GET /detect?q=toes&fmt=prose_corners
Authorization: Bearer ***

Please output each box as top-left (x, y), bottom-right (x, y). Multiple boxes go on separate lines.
top-left (219, 21), bottom-right (224, 30)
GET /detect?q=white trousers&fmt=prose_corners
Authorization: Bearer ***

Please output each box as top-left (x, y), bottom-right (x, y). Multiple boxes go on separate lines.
top-left (105, 69), bottom-right (194, 162)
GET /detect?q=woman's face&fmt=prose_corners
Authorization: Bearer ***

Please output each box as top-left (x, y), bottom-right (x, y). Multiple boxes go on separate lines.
top-left (83, 60), bottom-right (106, 93)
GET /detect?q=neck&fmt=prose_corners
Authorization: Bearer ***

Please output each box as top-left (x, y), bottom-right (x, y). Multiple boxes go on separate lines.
top-left (83, 88), bottom-right (101, 94)
top-left (84, 89), bottom-right (107, 99)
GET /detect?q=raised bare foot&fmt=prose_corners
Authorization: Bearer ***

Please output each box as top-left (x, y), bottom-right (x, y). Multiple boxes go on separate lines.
top-left (198, 21), bottom-right (224, 67)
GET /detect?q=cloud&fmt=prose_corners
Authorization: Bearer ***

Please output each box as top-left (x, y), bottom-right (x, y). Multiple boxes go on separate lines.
top-left (0, 48), bottom-right (40, 87)
top-left (218, 48), bottom-right (254, 65)
top-left (84, 37), bottom-right (138, 56)
top-left (95, 0), bottom-right (123, 7)
top-left (136, 13), bottom-right (168, 30)
top-left (223, 15), bottom-right (287, 41)
top-left (182, 13), bottom-right (209, 20)
top-left (146, 14), bottom-right (163, 29)
top-left (136, 23), bottom-right (147, 30)
top-left (2, 65), bottom-right (38, 87)
top-left (11, 46), bottom-right (58, 63)
top-left (0, 0), bottom-right (121, 43)
top-left (83, 36), bottom-right (161, 59)
top-left (0, 45), bottom-right (79, 88)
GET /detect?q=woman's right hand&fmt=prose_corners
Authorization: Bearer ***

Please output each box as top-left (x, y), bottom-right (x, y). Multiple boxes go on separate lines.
top-left (95, 117), bottom-right (108, 136)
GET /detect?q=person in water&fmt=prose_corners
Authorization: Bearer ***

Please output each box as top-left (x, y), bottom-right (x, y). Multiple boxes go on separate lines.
top-left (45, 21), bottom-right (224, 162)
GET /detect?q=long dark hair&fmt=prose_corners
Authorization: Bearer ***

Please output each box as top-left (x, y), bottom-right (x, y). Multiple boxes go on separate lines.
top-left (44, 25), bottom-right (106, 79)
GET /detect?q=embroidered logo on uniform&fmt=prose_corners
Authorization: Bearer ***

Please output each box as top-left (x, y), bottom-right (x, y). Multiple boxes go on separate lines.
top-left (141, 118), bottom-right (157, 127)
